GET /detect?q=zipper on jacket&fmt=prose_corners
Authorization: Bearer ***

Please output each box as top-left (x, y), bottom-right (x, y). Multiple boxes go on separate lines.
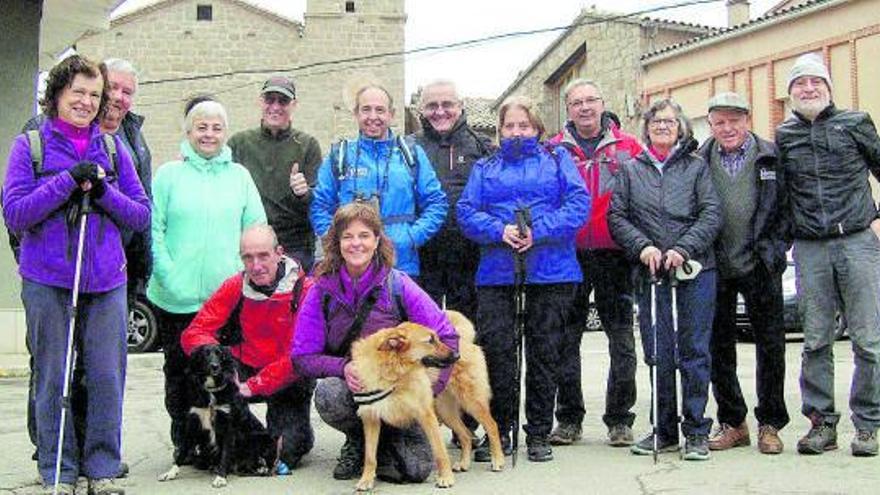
top-left (810, 123), bottom-right (830, 234)
top-left (449, 145), bottom-right (454, 171)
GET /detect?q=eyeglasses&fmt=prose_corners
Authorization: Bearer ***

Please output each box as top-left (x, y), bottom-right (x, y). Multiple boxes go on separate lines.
top-left (422, 100), bottom-right (459, 113)
top-left (649, 118), bottom-right (678, 128)
top-left (567, 97), bottom-right (602, 109)
top-left (263, 94), bottom-right (292, 106)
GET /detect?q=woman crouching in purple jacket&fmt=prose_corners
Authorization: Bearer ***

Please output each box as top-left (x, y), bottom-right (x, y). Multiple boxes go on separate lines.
top-left (291, 202), bottom-right (458, 483)
top-left (2, 55), bottom-right (150, 494)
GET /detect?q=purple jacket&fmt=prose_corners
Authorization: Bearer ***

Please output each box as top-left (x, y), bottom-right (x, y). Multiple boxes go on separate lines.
top-left (3, 119), bottom-right (150, 292)
top-left (291, 263), bottom-right (459, 394)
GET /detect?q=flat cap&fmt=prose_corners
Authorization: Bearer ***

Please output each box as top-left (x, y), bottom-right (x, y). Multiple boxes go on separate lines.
top-left (708, 92), bottom-right (749, 113)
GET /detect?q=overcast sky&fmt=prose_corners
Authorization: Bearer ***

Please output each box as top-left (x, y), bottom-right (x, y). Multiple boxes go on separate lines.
top-left (114, 0), bottom-right (779, 99)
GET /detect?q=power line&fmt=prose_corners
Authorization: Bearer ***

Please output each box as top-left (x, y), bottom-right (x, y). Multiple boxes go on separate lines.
top-left (135, 0), bottom-right (724, 106)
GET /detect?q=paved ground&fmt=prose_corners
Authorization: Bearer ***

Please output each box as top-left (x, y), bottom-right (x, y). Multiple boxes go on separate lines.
top-left (1, 333), bottom-right (878, 494)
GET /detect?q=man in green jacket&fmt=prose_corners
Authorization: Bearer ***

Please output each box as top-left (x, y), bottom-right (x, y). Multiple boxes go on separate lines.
top-left (229, 76), bottom-right (322, 271)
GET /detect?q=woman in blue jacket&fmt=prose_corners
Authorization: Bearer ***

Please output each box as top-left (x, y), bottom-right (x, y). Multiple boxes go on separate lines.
top-left (457, 96), bottom-right (590, 463)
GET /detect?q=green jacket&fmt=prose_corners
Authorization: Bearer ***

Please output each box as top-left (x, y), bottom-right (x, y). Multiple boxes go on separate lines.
top-left (147, 141), bottom-right (267, 313)
top-left (228, 124), bottom-right (322, 254)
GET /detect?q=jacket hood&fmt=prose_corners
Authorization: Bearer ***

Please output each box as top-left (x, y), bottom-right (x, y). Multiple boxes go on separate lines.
top-left (419, 111), bottom-right (469, 144)
top-left (180, 140), bottom-right (233, 171)
top-left (637, 136), bottom-right (697, 166)
top-left (242, 255), bottom-right (302, 300)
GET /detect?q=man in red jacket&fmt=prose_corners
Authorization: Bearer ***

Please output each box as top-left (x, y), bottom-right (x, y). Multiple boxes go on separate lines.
top-left (546, 79), bottom-right (643, 447)
top-left (181, 224), bottom-right (315, 472)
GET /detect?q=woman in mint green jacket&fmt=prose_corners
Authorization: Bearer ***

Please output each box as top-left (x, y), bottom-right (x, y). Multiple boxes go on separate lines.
top-left (147, 100), bottom-right (266, 461)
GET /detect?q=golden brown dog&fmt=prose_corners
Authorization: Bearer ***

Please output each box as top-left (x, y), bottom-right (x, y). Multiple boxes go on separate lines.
top-left (349, 310), bottom-right (504, 491)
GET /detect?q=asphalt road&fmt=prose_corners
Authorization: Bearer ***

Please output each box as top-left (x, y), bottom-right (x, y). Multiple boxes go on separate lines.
top-left (1, 333), bottom-right (878, 494)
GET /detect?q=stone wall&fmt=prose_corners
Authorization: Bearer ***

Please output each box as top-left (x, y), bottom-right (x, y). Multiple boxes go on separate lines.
top-left (76, 0), bottom-right (405, 165)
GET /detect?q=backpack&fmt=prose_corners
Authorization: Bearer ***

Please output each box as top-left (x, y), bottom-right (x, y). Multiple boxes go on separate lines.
top-left (3, 130), bottom-right (120, 262)
top-left (321, 270), bottom-right (409, 356)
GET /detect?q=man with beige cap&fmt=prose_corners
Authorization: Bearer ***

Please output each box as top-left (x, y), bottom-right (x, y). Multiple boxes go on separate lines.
top-left (700, 92), bottom-right (789, 455)
top-left (776, 53), bottom-right (880, 457)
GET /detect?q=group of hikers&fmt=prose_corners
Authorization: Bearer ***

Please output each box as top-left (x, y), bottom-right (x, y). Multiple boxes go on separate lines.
top-left (3, 50), bottom-right (880, 494)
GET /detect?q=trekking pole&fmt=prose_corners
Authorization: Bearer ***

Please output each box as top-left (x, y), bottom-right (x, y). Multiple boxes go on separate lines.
top-left (511, 207), bottom-right (531, 467)
top-left (649, 271), bottom-right (660, 465)
top-left (668, 261), bottom-right (692, 458)
top-left (54, 192), bottom-right (90, 495)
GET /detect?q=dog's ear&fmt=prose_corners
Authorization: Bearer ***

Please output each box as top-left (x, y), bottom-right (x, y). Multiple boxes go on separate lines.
top-left (378, 333), bottom-right (409, 352)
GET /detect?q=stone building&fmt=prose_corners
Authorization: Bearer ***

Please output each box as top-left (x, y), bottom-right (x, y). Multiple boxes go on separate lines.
top-left (76, 0), bottom-right (406, 164)
top-left (492, 8), bottom-right (712, 135)
top-left (641, 0), bottom-right (880, 142)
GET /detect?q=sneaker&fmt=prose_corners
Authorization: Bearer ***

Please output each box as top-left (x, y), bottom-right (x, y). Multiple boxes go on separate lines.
top-left (88, 478), bottom-right (125, 495)
top-left (474, 432), bottom-right (512, 462)
top-left (851, 430), bottom-right (879, 457)
top-left (683, 435), bottom-right (711, 461)
top-left (332, 434), bottom-right (364, 480)
top-left (607, 424), bottom-right (635, 447)
top-left (41, 483), bottom-right (75, 495)
top-left (708, 422), bottom-right (750, 451)
top-left (630, 433), bottom-right (680, 455)
top-left (526, 436), bottom-right (553, 462)
top-left (548, 422), bottom-right (582, 445)
top-left (757, 425), bottom-right (784, 455)
top-left (797, 417), bottom-right (837, 455)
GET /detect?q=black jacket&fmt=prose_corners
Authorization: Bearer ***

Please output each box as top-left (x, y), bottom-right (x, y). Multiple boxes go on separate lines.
top-left (699, 133), bottom-right (787, 275)
top-left (412, 112), bottom-right (491, 255)
top-left (609, 137), bottom-right (722, 271)
top-left (775, 104), bottom-right (880, 240)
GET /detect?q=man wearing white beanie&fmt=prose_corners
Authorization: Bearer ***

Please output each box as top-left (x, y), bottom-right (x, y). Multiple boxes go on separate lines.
top-left (776, 52), bottom-right (880, 457)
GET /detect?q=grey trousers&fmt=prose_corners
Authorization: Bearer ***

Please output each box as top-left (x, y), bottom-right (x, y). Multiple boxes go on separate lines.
top-left (314, 378), bottom-right (433, 482)
top-left (794, 229), bottom-right (880, 431)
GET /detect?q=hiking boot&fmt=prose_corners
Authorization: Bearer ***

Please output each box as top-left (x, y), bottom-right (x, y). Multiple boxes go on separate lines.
top-left (708, 422), bottom-right (750, 451)
top-left (607, 424), bottom-right (634, 447)
top-left (332, 434), bottom-right (364, 480)
top-left (526, 436), bottom-right (553, 462)
top-left (116, 462), bottom-right (130, 479)
top-left (474, 432), bottom-right (512, 462)
top-left (851, 430), bottom-right (879, 457)
top-left (797, 417), bottom-right (837, 455)
top-left (88, 478), bottom-right (125, 495)
top-left (630, 433), bottom-right (679, 455)
top-left (548, 422), bottom-right (582, 445)
top-left (41, 483), bottom-right (75, 495)
top-left (757, 425), bottom-right (784, 455)
top-left (683, 435), bottom-right (711, 461)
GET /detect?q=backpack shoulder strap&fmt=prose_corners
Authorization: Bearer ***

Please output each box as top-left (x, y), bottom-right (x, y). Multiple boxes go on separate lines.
top-left (331, 139), bottom-right (348, 186)
top-left (101, 133), bottom-right (118, 175)
top-left (289, 273), bottom-right (306, 314)
top-left (217, 274), bottom-right (246, 346)
top-left (26, 130), bottom-right (43, 176)
top-left (398, 135), bottom-right (418, 173)
top-left (390, 270), bottom-right (408, 322)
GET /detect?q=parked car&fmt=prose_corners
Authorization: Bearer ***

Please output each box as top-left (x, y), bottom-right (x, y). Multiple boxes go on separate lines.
top-left (736, 261), bottom-right (847, 341)
top-left (128, 292), bottom-right (159, 353)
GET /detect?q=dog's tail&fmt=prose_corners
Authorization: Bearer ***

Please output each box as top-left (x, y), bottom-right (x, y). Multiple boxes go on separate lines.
top-left (445, 310), bottom-right (475, 343)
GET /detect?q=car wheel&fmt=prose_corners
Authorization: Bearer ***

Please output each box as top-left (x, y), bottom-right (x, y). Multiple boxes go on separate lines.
top-left (128, 299), bottom-right (158, 353)
top-left (585, 305), bottom-right (602, 332)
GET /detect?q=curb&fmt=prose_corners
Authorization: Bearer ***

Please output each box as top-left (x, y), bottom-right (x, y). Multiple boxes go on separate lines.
top-left (0, 352), bottom-right (164, 379)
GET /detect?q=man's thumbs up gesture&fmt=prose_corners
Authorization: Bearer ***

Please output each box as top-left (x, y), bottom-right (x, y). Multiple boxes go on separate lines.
top-left (289, 162), bottom-right (309, 196)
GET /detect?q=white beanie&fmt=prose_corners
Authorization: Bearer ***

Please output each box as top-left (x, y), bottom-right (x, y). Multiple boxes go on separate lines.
top-left (787, 53), bottom-right (833, 93)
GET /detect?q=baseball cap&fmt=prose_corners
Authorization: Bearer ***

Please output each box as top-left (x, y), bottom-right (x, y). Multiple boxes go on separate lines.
top-left (261, 76), bottom-right (296, 99)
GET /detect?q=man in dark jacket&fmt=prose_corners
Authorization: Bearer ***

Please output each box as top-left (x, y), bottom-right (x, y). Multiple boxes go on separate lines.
top-left (228, 76), bottom-right (322, 271)
top-left (700, 92), bottom-right (788, 455)
top-left (777, 53), bottom-right (880, 457)
top-left (545, 79), bottom-right (642, 448)
top-left (412, 80), bottom-right (490, 322)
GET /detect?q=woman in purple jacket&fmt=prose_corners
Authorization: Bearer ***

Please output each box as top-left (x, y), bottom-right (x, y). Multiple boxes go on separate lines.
top-left (292, 202), bottom-right (458, 483)
top-left (2, 55), bottom-right (150, 494)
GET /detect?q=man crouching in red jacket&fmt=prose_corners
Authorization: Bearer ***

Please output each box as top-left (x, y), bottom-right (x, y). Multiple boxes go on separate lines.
top-left (181, 224), bottom-right (315, 472)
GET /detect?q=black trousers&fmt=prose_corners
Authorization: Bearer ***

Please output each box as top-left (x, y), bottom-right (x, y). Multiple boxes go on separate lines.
top-left (711, 263), bottom-right (790, 429)
top-left (477, 283), bottom-right (576, 439)
top-left (419, 240), bottom-right (479, 322)
top-left (153, 305), bottom-right (198, 452)
top-left (556, 249), bottom-right (637, 428)
top-left (239, 364), bottom-right (316, 466)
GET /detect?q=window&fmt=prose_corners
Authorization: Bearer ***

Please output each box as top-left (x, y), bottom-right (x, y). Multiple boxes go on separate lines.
top-left (545, 44), bottom-right (587, 132)
top-left (345, 1), bottom-right (355, 13)
top-left (197, 4), bottom-right (213, 21)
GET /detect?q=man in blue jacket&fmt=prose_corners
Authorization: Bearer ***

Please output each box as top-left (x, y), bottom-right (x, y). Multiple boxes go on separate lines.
top-left (310, 84), bottom-right (447, 278)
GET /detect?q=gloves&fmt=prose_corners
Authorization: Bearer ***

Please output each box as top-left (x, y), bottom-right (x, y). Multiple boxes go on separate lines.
top-left (68, 161), bottom-right (106, 199)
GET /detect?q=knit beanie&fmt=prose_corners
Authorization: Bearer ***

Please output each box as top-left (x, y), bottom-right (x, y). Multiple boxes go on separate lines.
top-left (787, 53), bottom-right (832, 93)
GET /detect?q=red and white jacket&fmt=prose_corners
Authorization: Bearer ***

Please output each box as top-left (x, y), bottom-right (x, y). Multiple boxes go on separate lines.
top-left (548, 120), bottom-right (643, 251)
top-left (181, 256), bottom-right (312, 397)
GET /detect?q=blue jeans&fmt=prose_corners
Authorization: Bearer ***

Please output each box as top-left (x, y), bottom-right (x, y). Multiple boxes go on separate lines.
top-left (794, 229), bottom-right (880, 431)
top-left (637, 269), bottom-right (716, 441)
top-left (23, 280), bottom-right (127, 485)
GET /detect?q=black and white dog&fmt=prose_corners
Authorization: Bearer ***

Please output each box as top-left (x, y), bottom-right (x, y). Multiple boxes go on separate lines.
top-left (158, 345), bottom-right (276, 488)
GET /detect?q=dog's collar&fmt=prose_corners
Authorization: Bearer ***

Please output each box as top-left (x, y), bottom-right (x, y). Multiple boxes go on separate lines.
top-left (204, 382), bottom-right (228, 393)
top-left (352, 387), bottom-right (395, 406)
